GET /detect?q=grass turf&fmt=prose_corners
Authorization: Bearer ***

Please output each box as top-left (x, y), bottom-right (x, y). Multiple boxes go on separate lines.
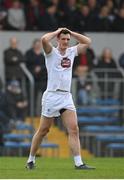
top-left (0, 157), bottom-right (124, 179)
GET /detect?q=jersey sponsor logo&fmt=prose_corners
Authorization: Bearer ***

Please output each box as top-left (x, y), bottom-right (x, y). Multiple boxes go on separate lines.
top-left (61, 57), bottom-right (71, 68)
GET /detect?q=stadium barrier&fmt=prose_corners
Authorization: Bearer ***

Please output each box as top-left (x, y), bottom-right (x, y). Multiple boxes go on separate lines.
top-left (3, 141), bottom-right (59, 157)
top-left (20, 63), bottom-right (35, 132)
top-left (94, 135), bottom-right (124, 156)
top-left (106, 143), bottom-right (124, 157)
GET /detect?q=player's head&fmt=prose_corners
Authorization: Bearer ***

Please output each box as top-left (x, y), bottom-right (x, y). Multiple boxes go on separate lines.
top-left (57, 29), bottom-right (71, 50)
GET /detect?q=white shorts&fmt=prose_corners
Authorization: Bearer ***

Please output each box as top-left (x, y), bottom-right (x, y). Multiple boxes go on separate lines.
top-left (41, 90), bottom-right (76, 117)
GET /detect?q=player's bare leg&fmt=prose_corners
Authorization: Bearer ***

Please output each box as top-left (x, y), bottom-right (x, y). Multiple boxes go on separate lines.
top-left (61, 110), bottom-right (95, 170)
top-left (26, 116), bottom-right (54, 169)
top-left (61, 110), bottom-right (81, 157)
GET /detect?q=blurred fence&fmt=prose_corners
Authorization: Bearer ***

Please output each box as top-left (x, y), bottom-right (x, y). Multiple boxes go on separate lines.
top-left (72, 68), bottom-right (124, 109)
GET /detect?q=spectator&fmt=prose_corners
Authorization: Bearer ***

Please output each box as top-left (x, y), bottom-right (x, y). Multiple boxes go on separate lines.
top-left (74, 65), bottom-right (98, 105)
top-left (6, 80), bottom-right (28, 122)
top-left (40, 2), bottom-right (58, 31)
top-left (0, 5), bottom-right (7, 30)
top-left (119, 52), bottom-right (124, 68)
top-left (105, 0), bottom-right (115, 23)
top-left (0, 85), bottom-right (13, 146)
top-left (7, 0), bottom-right (26, 31)
top-left (88, 0), bottom-right (99, 18)
top-left (95, 48), bottom-right (119, 98)
top-left (73, 46), bottom-right (95, 73)
top-left (112, 8), bottom-right (124, 32)
top-left (25, 39), bottom-right (47, 115)
top-left (25, 0), bottom-right (44, 31)
top-left (95, 48), bottom-right (117, 68)
top-left (93, 6), bottom-right (112, 31)
top-left (4, 37), bottom-right (24, 83)
top-left (72, 5), bottom-right (91, 32)
top-left (51, 0), bottom-right (59, 6)
top-left (106, 0), bottom-right (115, 13)
top-left (58, 0), bottom-right (78, 28)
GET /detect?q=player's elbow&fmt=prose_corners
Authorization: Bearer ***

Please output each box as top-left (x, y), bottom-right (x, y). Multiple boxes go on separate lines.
top-left (41, 36), bottom-right (48, 44)
top-left (87, 37), bottom-right (92, 46)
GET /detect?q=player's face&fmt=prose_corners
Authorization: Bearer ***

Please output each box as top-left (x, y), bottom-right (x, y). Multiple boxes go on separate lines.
top-left (57, 33), bottom-right (71, 50)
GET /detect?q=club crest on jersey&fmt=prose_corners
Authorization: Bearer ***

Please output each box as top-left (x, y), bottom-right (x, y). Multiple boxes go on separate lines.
top-left (61, 57), bottom-right (71, 68)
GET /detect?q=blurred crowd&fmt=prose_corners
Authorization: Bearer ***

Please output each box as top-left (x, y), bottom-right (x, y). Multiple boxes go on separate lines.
top-left (0, 0), bottom-right (124, 32)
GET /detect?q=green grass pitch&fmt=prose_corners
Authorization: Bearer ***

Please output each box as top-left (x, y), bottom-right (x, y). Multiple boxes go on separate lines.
top-left (0, 157), bottom-right (124, 179)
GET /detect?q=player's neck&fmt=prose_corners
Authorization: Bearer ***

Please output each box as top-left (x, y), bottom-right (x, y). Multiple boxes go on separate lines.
top-left (57, 46), bottom-right (67, 56)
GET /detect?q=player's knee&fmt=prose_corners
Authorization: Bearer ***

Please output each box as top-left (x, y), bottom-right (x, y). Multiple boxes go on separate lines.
top-left (38, 127), bottom-right (49, 137)
top-left (68, 125), bottom-right (79, 136)
top-left (42, 127), bottom-right (49, 137)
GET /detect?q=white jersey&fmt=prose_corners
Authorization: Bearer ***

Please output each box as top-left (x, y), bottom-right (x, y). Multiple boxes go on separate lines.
top-left (44, 46), bottom-right (78, 92)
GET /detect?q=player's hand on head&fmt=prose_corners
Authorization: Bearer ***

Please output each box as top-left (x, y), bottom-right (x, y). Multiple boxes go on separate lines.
top-left (63, 27), bottom-right (69, 31)
top-left (63, 28), bottom-right (72, 34)
top-left (56, 28), bottom-right (64, 33)
top-left (55, 27), bottom-right (72, 35)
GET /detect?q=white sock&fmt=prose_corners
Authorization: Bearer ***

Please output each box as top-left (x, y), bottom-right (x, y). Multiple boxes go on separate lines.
top-left (74, 155), bottom-right (84, 166)
top-left (27, 154), bottom-right (35, 163)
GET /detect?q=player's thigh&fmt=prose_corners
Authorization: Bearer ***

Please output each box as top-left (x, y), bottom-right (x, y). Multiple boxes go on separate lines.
top-left (61, 110), bottom-right (78, 132)
top-left (38, 116), bottom-right (54, 132)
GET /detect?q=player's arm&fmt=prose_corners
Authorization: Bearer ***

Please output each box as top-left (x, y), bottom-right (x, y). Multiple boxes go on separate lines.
top-left (41, 28), bottom-right (63, 54)
top-left (72, 31), bottom-right (91, 55)
top-left (66, 29), bottom-right (91, 55)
